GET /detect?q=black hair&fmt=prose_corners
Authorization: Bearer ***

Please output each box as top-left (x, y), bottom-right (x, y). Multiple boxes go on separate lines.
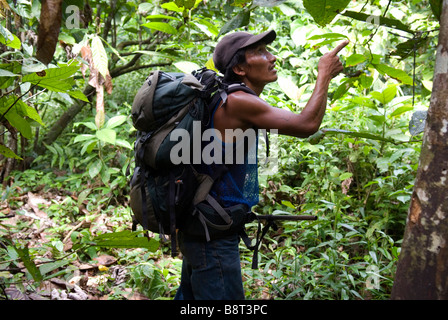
top-left (222, 48), bottom-right (247, 83)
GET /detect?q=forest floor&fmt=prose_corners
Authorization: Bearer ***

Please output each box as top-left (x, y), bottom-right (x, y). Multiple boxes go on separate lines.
top-left (1, 186), bottom-right (169, 301)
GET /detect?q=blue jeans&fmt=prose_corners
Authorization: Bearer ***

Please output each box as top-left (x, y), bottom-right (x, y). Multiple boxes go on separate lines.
top-left (174, 232), bottom-right (245, 300)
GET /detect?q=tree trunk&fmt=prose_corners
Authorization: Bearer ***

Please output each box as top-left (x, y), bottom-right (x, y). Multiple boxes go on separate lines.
top-left (391, 0), bottom-right (448, 300)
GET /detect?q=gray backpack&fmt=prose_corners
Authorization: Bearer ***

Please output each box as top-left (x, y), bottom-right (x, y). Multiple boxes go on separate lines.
top-left (129, 68), bottom-right (257, 255)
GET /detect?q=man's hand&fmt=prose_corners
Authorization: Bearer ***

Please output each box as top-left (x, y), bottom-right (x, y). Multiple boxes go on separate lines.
top-left (318, 40), bottom-right (349, 78)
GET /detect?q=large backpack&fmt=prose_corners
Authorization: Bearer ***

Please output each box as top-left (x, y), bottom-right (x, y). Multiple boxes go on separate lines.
top-left (129, 68), bottom-right (258, 256)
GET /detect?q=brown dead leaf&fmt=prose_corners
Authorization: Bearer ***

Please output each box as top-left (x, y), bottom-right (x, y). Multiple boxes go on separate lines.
top-left (94, 254), bottom-right (117, 267)
top-left (27, 192), bottom-right (50, 219)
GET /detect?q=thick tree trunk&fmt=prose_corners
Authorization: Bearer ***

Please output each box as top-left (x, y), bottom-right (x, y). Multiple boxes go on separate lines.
top-left (391, 0), bottom-right (448, 300)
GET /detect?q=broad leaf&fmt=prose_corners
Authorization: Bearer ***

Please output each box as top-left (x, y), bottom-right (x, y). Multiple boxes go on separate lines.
top-left (303, 0), bottom-right (350, 27)
top-left (0, 24), bottom-right (21, 49)
top-left (141, 22), bottom-right (178, 35)
top-left (22, 65), bottom-right (80, 93)
top-left (91, 35), bottom-right (109, 79)
top-left (92, 230), bottom-right (159, 251)
top-left (371, 85), bottom-right (397, 105)
top-left (105, 115), bottom-right (127, 129)
top-left (219, 9), bottom-right (251, 35)
top-left (373, 64), bottom-right (414, 85)
top-left (278, 75), bottom-right (303, 102)
top-left (341, 10), bottom-right (414, 34)
top-left (345, 54), bottom-right (367, 67)
top-left (89, 159), bottom-right (103, 178)
top-left (96, 128), bottom-right (116, 144)
top-left (174, 61), bottom-right (200, 73)
top-left (0, 144), bottom-right (22, 160)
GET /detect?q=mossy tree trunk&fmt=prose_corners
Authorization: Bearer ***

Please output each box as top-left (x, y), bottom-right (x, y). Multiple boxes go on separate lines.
top-left (391, 0), bottom-right (448, 300)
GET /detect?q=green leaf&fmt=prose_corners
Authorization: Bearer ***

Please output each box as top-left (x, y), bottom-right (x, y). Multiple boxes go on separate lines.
top-left (303, 0), bottom-right (350, 27)
top-left (332, 77), bottom-right (357, 102)
top-left (92, 230), bottom-right (159, 251)
top-left (5, 108), bottom-right (32, 139)
top-left (339, 172), bottom-right (353, 181)
top-left (161, 1), bottom-right (184, 12)
top-left (219, 9), bottom-right (251, 35)
top-left (390, 105), bottom-right (414, 118)
top-left (105, 115), bottom-right (127, 129)
top-left (16, 99), bottom-right (45, 126)
top-left (345, 54), bottom-right (367, 67)
top-left (22, 65), bottom-right (80, 92)
top-left (174, 61), bottom-right (200, 73)
top-left (39, 260), bottom-right (70, 277)
top-left (341, 10), bottom-right (414, 34)
top-left (96, 128), bottom-right (116, 144)
top-left (308, 33), bottom-right (349, 49)
top-left (145, 14), bottom-right (180, 20)
top-left (281, 200), bottom-right (296, 209)
top-left (373, 64), bottom-right (413, 85)
top-left (277, 75), bottom-right (304, 102)
top-left (68, 90), bottom-right (89, 102)
top-left (371, 85), bottom-right (397, 105)
top-left (0, 144), bottom-right (22, 160)
top-left (73, 134), bottom-right (96, 143)
top-left (89, 159), bottom-right (102, 178)
top-left (115, 139), bottom-right (133, 150)
top-left (0, 25), bottom-right (21, 49)
top-left (0, 69), bottom-right (18, 77)
top-left (14, 246), bottom-right (43, 283)
top-left (74, 121), bottom-right (97, 131)
top-left (141, 22), bottom-right (178, 35)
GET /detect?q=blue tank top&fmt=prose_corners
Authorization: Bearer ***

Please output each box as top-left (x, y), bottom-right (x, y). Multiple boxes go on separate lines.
top-left (198, 102), bottom-right (259, 208)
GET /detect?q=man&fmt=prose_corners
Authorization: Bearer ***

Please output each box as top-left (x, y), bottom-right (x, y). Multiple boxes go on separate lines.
top-left (175, 30), bottom-right (348, 300)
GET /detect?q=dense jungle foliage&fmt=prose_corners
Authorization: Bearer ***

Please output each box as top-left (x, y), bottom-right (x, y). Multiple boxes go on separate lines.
top-left (0, 0), bottom-right (441, 300)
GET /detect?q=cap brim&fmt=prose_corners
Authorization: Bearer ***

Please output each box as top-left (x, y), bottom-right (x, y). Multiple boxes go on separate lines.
top-left (241, 30), bottom-right (277, 49)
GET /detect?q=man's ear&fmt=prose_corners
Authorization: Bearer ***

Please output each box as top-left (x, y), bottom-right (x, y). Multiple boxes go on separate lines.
top-left (232, 64), bottom-right (246, 77)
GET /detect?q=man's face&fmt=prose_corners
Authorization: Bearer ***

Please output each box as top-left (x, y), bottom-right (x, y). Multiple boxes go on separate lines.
top-left (240, 43), bottom-right (278, 86)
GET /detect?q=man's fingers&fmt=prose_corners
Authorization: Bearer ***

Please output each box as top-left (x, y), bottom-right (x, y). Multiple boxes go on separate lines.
top-left (331, 40), bottom-right (349, 55)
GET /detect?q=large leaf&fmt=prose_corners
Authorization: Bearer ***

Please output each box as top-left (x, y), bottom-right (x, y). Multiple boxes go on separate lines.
top-left (0, 144), bottom-right (22, 160)
top-left (373, 64), bottom-right (414, 85)
top-left (91, 230), bottom-right (159, 251)
top-left (219, 8), bottom-right (251, 35)
top-left (278, 75), bottom-right (305, 102)
top-left (341, 10), bottom-right (414, 34)
top-left (105, 115), bottom-right (127, 129)
top-left (14, 245), bottom-right (43, 283)
top-left (96, 128), bottom-right (116, 144)
top-left (0, 25), bottom-right (21, 49)
top-left (303, 0), bottom-right (350, 27)
top-left (174, 61), bottom-right (200, 73)
top-left (22, 65), bottom-right (80, 92)
top-left (4, 107), bottom-right (32, 139)
top-left (91, 35), bottom-right (109, 79)
top-left (370, 85), bottom-right (397, 105)
top-left (141, 22), bottom-right (178, 35)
